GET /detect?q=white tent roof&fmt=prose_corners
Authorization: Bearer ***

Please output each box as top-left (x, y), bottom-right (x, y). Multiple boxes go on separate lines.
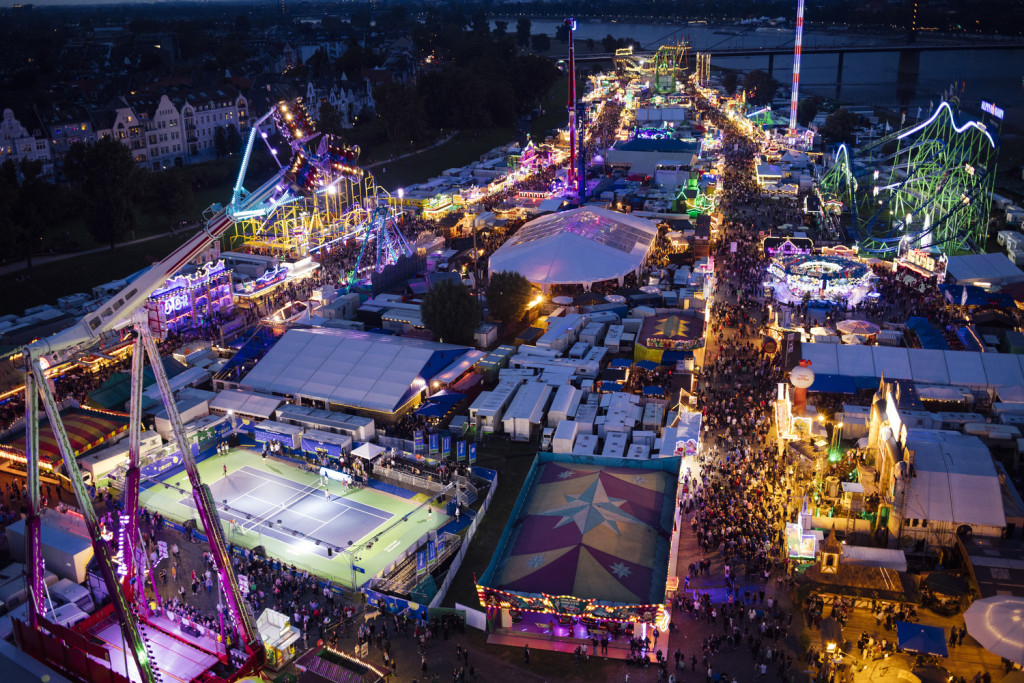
top-left (351, 443), bottom-right (385, 460)
top-left (488, 207), bottom-right (658, 286)
top-left (800, 344), bottom-right (1024, 392)
top-left (904, 429), bottom-right (1006, 528)
top-left (242, 328), bottom-right (469, 414)
top-left (947, 253), bottom-right (1024, 286)
top-left (210, 389), bottom-right (283, 419)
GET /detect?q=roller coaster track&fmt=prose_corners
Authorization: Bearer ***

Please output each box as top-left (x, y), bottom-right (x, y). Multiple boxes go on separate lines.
top-left (818, 101), bottom-right (998, 255)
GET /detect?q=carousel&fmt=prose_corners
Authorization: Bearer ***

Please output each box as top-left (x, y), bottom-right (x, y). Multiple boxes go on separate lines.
top-left (767, 254), bottom-right (876, 307)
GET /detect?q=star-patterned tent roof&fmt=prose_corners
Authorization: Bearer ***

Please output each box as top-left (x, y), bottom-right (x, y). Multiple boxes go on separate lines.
top-left (490, 459), bottom-right (676, 605)
top-left (638, 309), bottom-right (704, 348)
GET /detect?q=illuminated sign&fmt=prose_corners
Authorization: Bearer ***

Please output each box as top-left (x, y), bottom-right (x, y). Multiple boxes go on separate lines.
top-left (163, 291), bottom-right (190, 316)
top-left (981, 101), bottom-right (1004, 120)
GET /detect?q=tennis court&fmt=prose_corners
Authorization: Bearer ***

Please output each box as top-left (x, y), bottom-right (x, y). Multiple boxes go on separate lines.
top-left (185, 465), bottom-right (393, 558)
top-left (141, 448), bottom-right (448, 587)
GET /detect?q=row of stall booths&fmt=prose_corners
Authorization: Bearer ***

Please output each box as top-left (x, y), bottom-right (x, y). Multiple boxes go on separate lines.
top-left (207, 388), bottom-right (386, 468)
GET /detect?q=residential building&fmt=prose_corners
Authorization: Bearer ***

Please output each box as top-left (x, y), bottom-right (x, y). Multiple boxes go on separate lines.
top-left (0, 105), bottom-right (55, 178)
top-left (38, 105), bottom-right (97, 176)
top-left (303, 75), bottom-right (375, 129)
top-left (109, 100), bottom-right (148, 166)
top-left (170, 86), bottom-right (249, 160)
top-left (124, 93), bottom-right (187, 170)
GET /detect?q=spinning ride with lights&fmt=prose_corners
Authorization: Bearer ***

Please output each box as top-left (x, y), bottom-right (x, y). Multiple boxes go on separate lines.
top-left (228, 101), bottom-right (409, 275)
top-left (767, 254), bottom-right (875, 306)
top-left (15, 98), bottom-right (398, 683)
top-left (819, 101), bottom-right (999, 256)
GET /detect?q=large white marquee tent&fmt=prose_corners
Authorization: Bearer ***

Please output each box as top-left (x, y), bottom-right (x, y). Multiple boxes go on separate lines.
top-left (800, 343), bottom-right (1024, 392)
top-left (488, 207), bottom-right (658, 289)
top-left (242, 328), bottom-right (470, 417)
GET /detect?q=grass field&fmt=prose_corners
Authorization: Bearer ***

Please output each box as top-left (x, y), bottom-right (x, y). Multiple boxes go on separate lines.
top-left (443, 440), bottom-right (538, 610)
top-left (141, 448), bottom-right (449, 589)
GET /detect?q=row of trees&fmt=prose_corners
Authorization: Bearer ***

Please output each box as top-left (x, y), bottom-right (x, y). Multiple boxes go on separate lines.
top-left (421, 271), bottom-right (534, 345)
top-left (0, 134), bottom-right (261, 267)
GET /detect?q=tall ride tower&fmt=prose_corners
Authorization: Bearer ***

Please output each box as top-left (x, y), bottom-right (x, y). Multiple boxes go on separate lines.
top-left (788, 0), bottom-right (806, 137)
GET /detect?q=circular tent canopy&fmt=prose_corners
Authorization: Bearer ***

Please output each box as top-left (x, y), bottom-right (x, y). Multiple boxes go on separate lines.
top-left (488, 207), bottom-right (658, 288)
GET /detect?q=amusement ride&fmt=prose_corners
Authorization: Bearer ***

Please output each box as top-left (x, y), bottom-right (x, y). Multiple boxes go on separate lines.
top-left (818, 100), bottom-right (999, 256)
top-left (15, 98), bottom-right (405, 683)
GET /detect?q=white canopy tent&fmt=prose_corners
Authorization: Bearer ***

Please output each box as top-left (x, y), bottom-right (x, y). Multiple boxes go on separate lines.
top-left (351, 443), bottom-right (386, 461)
top-left (488, 207), bottom-right (658, 290)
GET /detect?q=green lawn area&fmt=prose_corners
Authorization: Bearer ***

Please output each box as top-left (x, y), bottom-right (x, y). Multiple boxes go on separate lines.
top-left (370, 128), bottom-right (517, 192)
top-left (142, 448), bottom-right (446, 590)
top-left (444, 439), bottom-right (538, 610)
top-left (0, 234), bottom-right (192, 316)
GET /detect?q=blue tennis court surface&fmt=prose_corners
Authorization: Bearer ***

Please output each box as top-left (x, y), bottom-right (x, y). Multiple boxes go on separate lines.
top-left (181, 465), bottom-right (394, 558)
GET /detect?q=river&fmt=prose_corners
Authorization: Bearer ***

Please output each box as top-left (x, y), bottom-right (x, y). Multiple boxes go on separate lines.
top-left (500, 19), bottom-right (1021, 126)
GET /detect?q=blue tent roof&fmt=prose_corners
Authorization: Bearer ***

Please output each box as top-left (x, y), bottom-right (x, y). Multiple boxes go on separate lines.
top-left (600, 382), bottom-right (623, 392)
top-left (896, 621), bottom-right (948, 657)
top-left (414, 391), bottom-right (466, 418)
top-left (907, 316), bottom-right (949, 351)
top-left (808, 373), bottom-right (857, 395)
top-left (635, 360), bottom-right (660, 371)
top-left (642, 386), bottom-right (665, 396)
top-left (610, 358), bottom-right (632, 368)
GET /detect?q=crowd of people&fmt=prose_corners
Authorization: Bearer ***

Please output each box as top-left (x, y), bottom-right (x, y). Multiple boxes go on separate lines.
top-left (669, 95), bottom-right (809, 683)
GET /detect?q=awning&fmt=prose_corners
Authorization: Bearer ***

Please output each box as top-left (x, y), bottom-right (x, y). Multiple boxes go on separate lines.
top-left (642, 386), bottom-right (665, 396)
top-left (896, 621), bottom-right (949, 657)
top-left (414, 390), bottom-right (466, 418)
top-left (808, 373), bottom-right (857, 395)
top-left (610, 358), bottom-right (632, 368)
top-left (635, 360), bottom-right (660, 371)
top-left (600, 382), bottom-right (623, 392)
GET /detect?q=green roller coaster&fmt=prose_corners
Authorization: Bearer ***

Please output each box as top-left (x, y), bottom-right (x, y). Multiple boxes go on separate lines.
top-left (818, 101), bottom-right (999, 256)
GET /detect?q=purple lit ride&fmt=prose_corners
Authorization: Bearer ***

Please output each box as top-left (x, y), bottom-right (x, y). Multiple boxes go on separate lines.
top-left (13, 101), bottom-right (361, 683)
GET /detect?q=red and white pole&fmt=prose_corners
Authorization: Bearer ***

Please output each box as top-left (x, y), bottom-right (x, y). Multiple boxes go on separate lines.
top-left (788, 0), bottom-right (805, 138)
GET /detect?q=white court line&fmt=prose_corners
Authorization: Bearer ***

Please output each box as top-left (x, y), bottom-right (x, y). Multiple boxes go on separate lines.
top-left (384, 540), bottom-right (400, 553)
top-left (239, 465), bottom-right (392, 520)
top-left (306, 507), bottom-right (350, 539)
top-left (238, 481), bottom-right (321, 534)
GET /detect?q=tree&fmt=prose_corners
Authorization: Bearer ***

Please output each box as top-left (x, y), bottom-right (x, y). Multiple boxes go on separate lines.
top-left (531, 33), bottom-right (551, 53)
top-left (375, 81), bottom-right (428, 150)
top-left (153, 173), bottom-right (194, 227)
top-left (225, 125), bottom-right (243, 155)
top-left (65, 138), bottom-right (140, 249)
top-left (722, 71), bottom-right (738, 95)
top-left (318, 102), bottom-right (346, 136)
top-left (421, 279), bottom-right (479, 345)
top-left (214, 127), bottom-right (229, 158)
top-left (556, 22), bottom-right (570, 43)
top-left (797, 98), bottom-right (819, 127)
top-left (820, 108), bottom-right (861, 144)
top-left (470, 10), bottom-right (489, 37)
top-left (486, 271), bottom-right (534, 326)
top-left (515, 18), bottom-right (531, 48)
top-left (494, 20), bottom-right (508, 37)
top-left (743, 70), bottom-right (777, 105)
top-left (11, 160), bottom-right (54, 268)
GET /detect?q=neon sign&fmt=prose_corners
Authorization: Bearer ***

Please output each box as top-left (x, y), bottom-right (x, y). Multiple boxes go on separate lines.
top-left (981, 101), bottom-right (1004, 120)
top-left (163, 291), bottom-right (190, 316)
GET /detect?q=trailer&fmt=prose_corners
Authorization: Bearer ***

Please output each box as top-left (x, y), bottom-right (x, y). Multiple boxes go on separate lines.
top-left (501, 381), bottom-right (554, 442)
top-left (552, 420), bottom-right (581, 453)
top-left (547, 385), bottom-right (582, 427)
